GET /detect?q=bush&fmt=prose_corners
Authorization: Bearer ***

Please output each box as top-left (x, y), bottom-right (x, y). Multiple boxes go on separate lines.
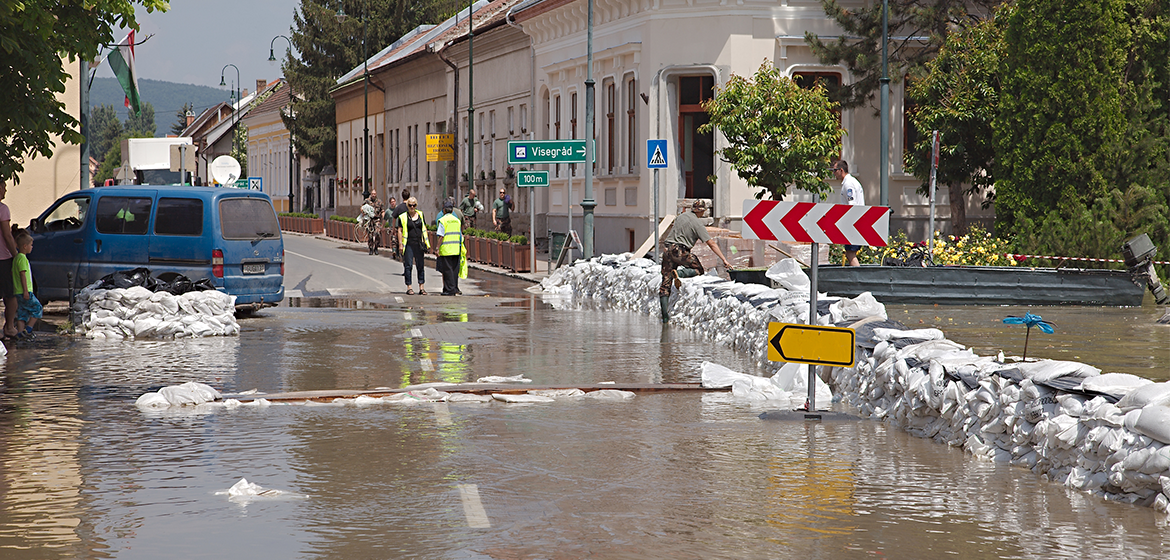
top-left (509, 234), bottom-right (528, 245)
top-left (830, 225), bottom-right (1017, 267)
top-left (279, 212), bottom-right (319, 219)
top-left (330, 215), bottom-right (357, 224)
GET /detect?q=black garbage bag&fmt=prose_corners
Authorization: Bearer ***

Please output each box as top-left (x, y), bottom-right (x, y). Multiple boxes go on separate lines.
top-left (156, 275), bottom-right (217, 295)
top-left (98, 267), bottom-right (157, 290)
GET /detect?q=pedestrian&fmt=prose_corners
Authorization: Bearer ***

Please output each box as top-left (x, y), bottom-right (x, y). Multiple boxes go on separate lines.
top-left (390, 189), bottom-right (410, 259)
top-left (459, 189), bottom-right (483, 229)
top-left (657, 199), bottom-right (731, 323)
top-left (831, 160), bottom-right (866, 266)
top-left (0, 178), bottom-right (18, 340)
top-left (492, 187), bottom-right (513, 236)
top-left (436, 198), bottom-right (464, 296)
top-left (398, 197), bottom-right (430, 295)
top-left (10, 226), bottom-right (41, 339)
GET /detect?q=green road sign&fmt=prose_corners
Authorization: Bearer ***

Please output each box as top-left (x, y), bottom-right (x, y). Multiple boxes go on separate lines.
top-left (233, 179), bottom-right (249, 189)
top-left (508, 140), bottom-right (593, 164)
top-left (516, 170), bottom-right (549, 187)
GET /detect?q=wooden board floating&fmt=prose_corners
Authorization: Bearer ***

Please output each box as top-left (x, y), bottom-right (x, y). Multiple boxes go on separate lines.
top-left (222, 383), bottom-right (727, 403)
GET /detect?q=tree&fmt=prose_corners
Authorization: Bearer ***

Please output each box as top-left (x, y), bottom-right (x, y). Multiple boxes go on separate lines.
top-left (904, 9), bottom-right (1007, 236)
top-left (993, 0), bottom-right (1129, 235)
top-left (699, 62), bottom-right (844, 201)
top-left (285, 0), bottom-right (460, 172)
top-left (171, 102), bottom-right (195, 136)
top-left (805, 0), bottom-right (1001, 109)
top-left (89, 103), bottom-right (122, 165)
top-left (0, 0), bottom-right (168, 181)
top-left (123, 101), bottom-right (156, 138)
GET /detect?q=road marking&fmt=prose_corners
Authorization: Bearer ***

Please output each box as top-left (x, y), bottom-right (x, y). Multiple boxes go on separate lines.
top-left (421, 357), bottom-right (434, 371)
top-left (411, 328), bottom-right (423, 338)
top-left (285, 289), bottom-right (303, 298)
top-left (457, 484), bottom-right (491, 528)
top-left (395, 296), bottom-right (404, 304)
top-left (432, 403), bottom-right (452, 426)
top-left (404, 312), bottom-right (413, 321)
top-left (285, 249), bottom-right (394, 291)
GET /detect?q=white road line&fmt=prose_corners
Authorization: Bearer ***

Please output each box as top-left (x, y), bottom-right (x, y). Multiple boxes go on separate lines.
top-left (404, 312), bottom-right (413, 321)
top-left (432, 403), bottom-right (452, 426)
top-left (421, 358), bottom-right (434, 371)
top-left (285, 289), bottom-right (303, 298)
top-left (395, 296), bottom-right (404, 304)
top-left (457, 484), bottom-right (491, 529)
top-left (411, 328), bottom-right (423, 338)
top-left (285, 249), bottom-right (394, 291)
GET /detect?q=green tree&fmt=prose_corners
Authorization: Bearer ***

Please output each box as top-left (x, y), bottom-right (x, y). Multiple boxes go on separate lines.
top-left (171, 101), bottom-right (195, 136)
top-left (699, 62), bottom-right (844, 200)
top-left (993, 0), bottom-right (1129, 235)
top-left (123, 101), bottom-right (156, 137)
top-left (89, 103), bottom-right (122, 165)
top-left (0, 0), bottom-right (168, 181)
top-left (285, 0), bottom-right (460, 172)
top-left (904, 9), bottom-right (1007, 236)
top-left (806, 0), bottom-right (1002, 109)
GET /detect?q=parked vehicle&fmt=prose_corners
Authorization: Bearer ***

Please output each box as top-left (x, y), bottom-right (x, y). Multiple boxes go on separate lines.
top-left (27, 185), bottom-right (284, 308)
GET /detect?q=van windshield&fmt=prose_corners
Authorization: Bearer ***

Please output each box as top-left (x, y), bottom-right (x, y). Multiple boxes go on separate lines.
top-left (220, 198), bottom-right (280, 240)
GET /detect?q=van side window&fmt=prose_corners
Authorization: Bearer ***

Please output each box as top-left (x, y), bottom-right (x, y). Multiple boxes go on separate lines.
top-left (96, 197), bottom-right (152, 235)
top-left (154, 198), bottom-right (203, 236)
top-left (219, 198), bottom-right (280, 240)
top-left (43, 197), bottom-right (90, 231)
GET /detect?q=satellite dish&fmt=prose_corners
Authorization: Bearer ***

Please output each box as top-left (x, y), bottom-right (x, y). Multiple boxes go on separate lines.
top-left (210, 155), bottom-right (242, 186)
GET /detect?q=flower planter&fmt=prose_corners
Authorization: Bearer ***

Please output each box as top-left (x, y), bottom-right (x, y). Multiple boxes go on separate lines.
top-left (511, 242), bottom-right (532, 272)
top-left (477, 237), bottom-right (493, 264)
top-left (427, 231), bottom-right (439, 253)
top-left (279, 216), bottom-right (323, 235)
top-left (466, 236), bottom-right (479, 262)
top-left (500, 241), bottom-right (515, 270)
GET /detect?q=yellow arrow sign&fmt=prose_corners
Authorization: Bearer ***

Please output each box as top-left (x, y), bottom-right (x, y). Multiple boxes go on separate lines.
top-left (767, 322), bottom-right (855, 367)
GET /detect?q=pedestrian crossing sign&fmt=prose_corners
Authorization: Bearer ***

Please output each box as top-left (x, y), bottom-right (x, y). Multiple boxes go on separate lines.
top-left (647, 139), bottom-right (668, 169)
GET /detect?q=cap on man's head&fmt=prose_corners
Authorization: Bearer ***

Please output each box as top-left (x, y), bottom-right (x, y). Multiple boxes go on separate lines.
top-left (443, 198), bottom-right (455, 211)
top-left (692, 199), bottom-right (708, 211)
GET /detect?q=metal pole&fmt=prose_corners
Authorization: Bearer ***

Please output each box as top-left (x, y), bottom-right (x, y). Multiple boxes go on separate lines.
top-left (928, 130), bottom-right (940, 254)
top-left (582, 0), bottom-right (596, 258)
top-left (467, 0), bottom-right (474, 201)
top-left (80, 59), bottom-right (90, 190)
top-left (808, 242), bottom-right (819, 411)
top-left (362, 0), bottom-right (370, 200)
top-left (220, 64), bottom-right (240, 163)
top-left (879, 0), bottom-right (890, 206)
top-left (272, 35), bottom-right (296, 211)
top-left (653, 168), bottom-right (659, 263)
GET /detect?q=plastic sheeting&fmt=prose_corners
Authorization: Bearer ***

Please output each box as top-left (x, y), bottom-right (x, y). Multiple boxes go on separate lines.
top-left (75, 283), bottom-right (239, 339)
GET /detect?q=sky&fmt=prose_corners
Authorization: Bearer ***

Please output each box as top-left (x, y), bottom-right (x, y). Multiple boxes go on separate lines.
top-left (92, 0), bottom-right (304, 91)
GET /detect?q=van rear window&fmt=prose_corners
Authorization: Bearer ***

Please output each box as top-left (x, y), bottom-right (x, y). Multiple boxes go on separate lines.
top-left (219, 198), bottom-right (280, 240)
top-left (155, 198), bottom-right (203, 236)
top-left (96, 197), bottom-right (152, 235)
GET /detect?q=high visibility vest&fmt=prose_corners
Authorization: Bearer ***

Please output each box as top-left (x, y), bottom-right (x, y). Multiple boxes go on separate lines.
top-left (398, 210), bottom-right (430, 250)
top-left (438, 213), bottom-right (463, 257)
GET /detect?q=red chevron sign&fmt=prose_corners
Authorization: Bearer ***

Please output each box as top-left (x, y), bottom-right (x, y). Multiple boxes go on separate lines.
top-left (742, 200), bottom-right (890, 246)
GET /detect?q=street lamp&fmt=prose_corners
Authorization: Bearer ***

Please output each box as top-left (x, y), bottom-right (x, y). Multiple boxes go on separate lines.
top-left (220, 63), bottom-right (240, 159)
top-left (270, 35), bottom-right (296, 212)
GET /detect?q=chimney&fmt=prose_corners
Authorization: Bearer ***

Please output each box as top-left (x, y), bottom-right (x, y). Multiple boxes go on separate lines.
top-left (257, 79), bottom-right (267, 94)
top-left (185, 113), bottom-right (194, 127)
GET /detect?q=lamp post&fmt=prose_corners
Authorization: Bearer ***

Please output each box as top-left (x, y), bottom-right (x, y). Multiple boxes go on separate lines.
top-left (270, 35), bottom-right (296, 212)
top-left (220, 63), bottom-right (241, 160)
top-left (582, 0), bottom-right (596, 258)
top-left (467, 0), bottom-right (474, 202)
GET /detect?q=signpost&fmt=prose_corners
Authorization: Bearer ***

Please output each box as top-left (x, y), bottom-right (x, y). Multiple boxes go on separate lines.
top-left (426, 133), bottom-right (455, 162)
top-left (647, 139), bottom-right (668, 263)
top-left (516, 170), bottom-right (549, 188)
top-left (509, 140), bottom-right (593, 270)
top-left (748, 199), bottom-right (889, 415)
top-left (248, 177), bottom-right (263, 191)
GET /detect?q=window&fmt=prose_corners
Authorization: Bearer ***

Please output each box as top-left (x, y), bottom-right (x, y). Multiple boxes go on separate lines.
top-left (220, 198), bottom-right (280, 240)
top-left (794, 71), bottom-right (843, 158)
top-left (520, 104), bottom-right (527, 135)
top-left (425, 123), bottom-right (431, 182)
top-left (606, 81), bottom-right (616, 174)
top-left (626, 76), bottom-right (636, 173)
top-left (903, 75), bottom-right (921, 166)
top-left (41, 197), bottom-right (89, 232)
top-left (95, 196), bottom-right (151, 235)
top-left (154, 198), bottom-right (203, 236)
top-left (508, 106), bottom-right (514, 136)
top-left (553, 95), bottom-right (561, 177)
top-left (571, 91), bottom-right (578, 176)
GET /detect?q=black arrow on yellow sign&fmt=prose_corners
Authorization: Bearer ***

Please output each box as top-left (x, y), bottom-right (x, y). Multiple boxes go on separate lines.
top-left (767, 322), bottom-right (856, 367)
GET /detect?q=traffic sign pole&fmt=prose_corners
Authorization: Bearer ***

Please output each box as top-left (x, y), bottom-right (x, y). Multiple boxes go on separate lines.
top-left (808, 242), bottom-right (819, 412)
top-left (647, 140), bottom-right (668, 265)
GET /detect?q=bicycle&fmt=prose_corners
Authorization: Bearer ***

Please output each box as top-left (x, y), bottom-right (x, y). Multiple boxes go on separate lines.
top-left (354, 216), bottom-right (383, 255)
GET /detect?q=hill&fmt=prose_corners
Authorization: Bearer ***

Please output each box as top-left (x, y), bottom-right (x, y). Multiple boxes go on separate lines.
top-left (89, 78), bottom-right (232, 136)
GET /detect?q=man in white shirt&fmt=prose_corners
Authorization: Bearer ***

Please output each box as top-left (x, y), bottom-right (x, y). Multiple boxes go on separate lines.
top-left (832, 160), bottom-right (865, 266)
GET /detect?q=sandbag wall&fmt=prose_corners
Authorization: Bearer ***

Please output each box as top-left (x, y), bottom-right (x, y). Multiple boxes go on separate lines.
top-left (74, 285), bottom-right (240, 339)
top-left (542, 254), bottom-right (1170, 513)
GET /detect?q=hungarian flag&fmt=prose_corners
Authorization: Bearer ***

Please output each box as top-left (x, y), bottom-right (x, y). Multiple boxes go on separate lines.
top-left (107, 30), bottom-right (141, 116)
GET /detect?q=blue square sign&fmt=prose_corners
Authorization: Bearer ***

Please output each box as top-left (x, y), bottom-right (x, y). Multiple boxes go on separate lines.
top-left (647, 139), bottom-right (668, 169)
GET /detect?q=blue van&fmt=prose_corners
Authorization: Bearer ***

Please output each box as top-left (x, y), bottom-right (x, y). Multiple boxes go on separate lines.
top-left (28, 185), bottom-right (284, 308)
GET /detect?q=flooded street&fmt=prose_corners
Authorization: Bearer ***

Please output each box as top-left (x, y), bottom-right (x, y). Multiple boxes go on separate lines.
top-left (2, 259), bottom-right (1169, 558)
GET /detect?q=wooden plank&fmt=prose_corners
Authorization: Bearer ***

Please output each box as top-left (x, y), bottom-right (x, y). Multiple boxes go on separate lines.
top-left (222, 382), bottom-right (726, 403)
top-left (632, 214), bottom-right (675, 260)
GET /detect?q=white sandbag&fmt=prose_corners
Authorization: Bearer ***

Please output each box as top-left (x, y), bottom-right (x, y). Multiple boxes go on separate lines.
top-left (447, 393), bottom-right (494, 402)
top-left (135, 392), bottom-right (170, 409)
top-left (765, 258), bottom-right (809, 292)
top-left (584, 389), bottom-right (636, 400)
top-left (1015, 360), bottom-right (1100, 383)
top-left (528, 389), bottom-right (586, 398)
top-left (476, 375), bottom-right (532, 384)
top-left (492, 393), bottom-right (555, 403)
top-left (157, 382), bottom-right (221, 406)
top-left (1080, 373), bottom-right (1152, 400)
top-left (774, 361), bottom-right (832, 406)
top-left (1116, 382), bottom-right (1170, 412)
top-left (871, 328), bottom-right (944, 342)
top-left (829, 292), bottom-right (887, 322)
top-left (701, 361), bottom-right (751, 388)
top-left (1131, 405), bottom-right (1170, 445)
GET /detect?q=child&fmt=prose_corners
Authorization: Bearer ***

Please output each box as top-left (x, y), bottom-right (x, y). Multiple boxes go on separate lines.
top-left (11, 226), bottom-right (41, 339)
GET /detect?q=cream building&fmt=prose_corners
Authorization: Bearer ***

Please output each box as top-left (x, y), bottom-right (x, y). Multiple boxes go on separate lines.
top-left (242, 79), bottom-right (309, 213)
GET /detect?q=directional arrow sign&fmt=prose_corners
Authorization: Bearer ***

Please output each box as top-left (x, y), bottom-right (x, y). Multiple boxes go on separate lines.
top-left (508, 140), bottom-right (593, 164)
top-left (742, 200), bottom-right (890, 246)
top-left (767, 323), bottom-right (856, 367)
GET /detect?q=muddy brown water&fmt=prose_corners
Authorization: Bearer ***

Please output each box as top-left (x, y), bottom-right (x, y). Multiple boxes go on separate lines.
top-left (1, 279), bottom-right (1167, 558)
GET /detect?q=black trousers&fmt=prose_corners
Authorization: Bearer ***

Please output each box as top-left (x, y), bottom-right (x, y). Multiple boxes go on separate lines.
top-left (437, 254), bottom-right (460, 295)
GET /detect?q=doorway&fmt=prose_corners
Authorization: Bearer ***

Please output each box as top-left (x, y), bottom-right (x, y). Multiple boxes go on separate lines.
top-left (678, 75), bottom-right (715, 201)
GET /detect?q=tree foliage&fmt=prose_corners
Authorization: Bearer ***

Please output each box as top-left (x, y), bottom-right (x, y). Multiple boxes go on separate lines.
top-left (285, 0), bottom-right (460, 173)
top-left (806, 0), bottom-right (1001, 109)
top-left (91, 101), bottom-right (158, 184)
top-left (171, 101), bottom-right (195, 136)
top-left (699, 63), bottom-right (844, 201)
top-left (904, 8), bottom-right (1007, 235)
top-left (0, 0), bottom-right (168, 181)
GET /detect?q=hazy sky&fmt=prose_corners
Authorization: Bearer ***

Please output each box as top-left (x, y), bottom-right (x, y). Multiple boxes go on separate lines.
top-left (92, 1), bottom-right (304, 91)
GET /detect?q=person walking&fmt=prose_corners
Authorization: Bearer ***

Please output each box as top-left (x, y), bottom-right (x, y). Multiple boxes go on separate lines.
top-left (398, 197), bottom-right (430, 295)
top-left (459, 189), bottom-right (483, 229)
top-left (390, 189), bottom-right (411, 260)
top-left (831, 160), bottom-right (866, 266)
top-left (657, 199), bottom-right (732, 323)
top-left (436, 198), bottom-right (465, 296)
top-left (491, 188), bottom-right (513, 236)
top-left (0, 179), bottom-right (19, 340)
top-left (10, 227), bottom-right (41, 338)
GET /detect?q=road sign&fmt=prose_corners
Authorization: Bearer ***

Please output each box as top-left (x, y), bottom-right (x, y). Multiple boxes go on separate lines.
top-left (248, 177), bottom-right (263, 191)
top-left (426, 133), bottom-right (455, 162)
top-left (516, 170), bottom-right (549, 187)
top-left (647, 139), bottom-right (667, 168)
top-left (767, 322), bottom-right (856, 367)
top-left (233, 179), bottom-right (249, 189)
top-left (508, 140), bottom-right (592, 164)
top-left (742, 200), bottom-right (890, 246)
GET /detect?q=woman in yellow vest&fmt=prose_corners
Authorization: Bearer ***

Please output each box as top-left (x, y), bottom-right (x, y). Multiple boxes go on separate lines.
top-left (436, 198), bottom-right (464, 295)
top-left (398, 197), bottom-right (430, 295)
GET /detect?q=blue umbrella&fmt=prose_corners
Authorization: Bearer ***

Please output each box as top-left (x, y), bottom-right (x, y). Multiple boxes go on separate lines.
top-left (1003, 312), bottom-right (1056, 360)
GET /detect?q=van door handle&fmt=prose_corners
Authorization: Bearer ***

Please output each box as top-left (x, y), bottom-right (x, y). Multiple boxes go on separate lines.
top-left (95, 240), bottom-right (101, 253)
top-left (73, 238), bottom-right (82, 244)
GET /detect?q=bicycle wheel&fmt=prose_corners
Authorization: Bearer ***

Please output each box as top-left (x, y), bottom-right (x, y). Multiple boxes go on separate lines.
top-left (354, 222), bottom-right (369, 245)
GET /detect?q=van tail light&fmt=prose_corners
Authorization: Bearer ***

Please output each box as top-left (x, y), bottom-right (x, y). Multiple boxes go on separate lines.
top-left (281, 249), bottom-right (284, 276)
top-left (212, 249), bottom-right (224, 278)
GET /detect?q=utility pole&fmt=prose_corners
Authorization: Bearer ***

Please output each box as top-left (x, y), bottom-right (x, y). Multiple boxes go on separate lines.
top-left (582, 0), bottom-right (596, 258)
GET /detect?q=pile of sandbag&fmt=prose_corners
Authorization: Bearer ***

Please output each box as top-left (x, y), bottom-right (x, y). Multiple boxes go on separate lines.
top-left (75, 284), bottom-right (239, 339)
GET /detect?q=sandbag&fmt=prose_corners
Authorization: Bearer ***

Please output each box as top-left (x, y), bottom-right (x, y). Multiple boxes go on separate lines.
top-left (1116, 382), bottom-right (1170, 412)
top-left (765, 258), bottom-right (809, 292)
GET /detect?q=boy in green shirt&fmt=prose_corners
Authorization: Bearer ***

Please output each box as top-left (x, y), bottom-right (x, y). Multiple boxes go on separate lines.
top-left (12, 227), bottom-right (41, 339)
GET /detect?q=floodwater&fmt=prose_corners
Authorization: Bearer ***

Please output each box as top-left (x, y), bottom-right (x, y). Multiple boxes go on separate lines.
top-left (2, 276), bottom-right (1169, 559)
